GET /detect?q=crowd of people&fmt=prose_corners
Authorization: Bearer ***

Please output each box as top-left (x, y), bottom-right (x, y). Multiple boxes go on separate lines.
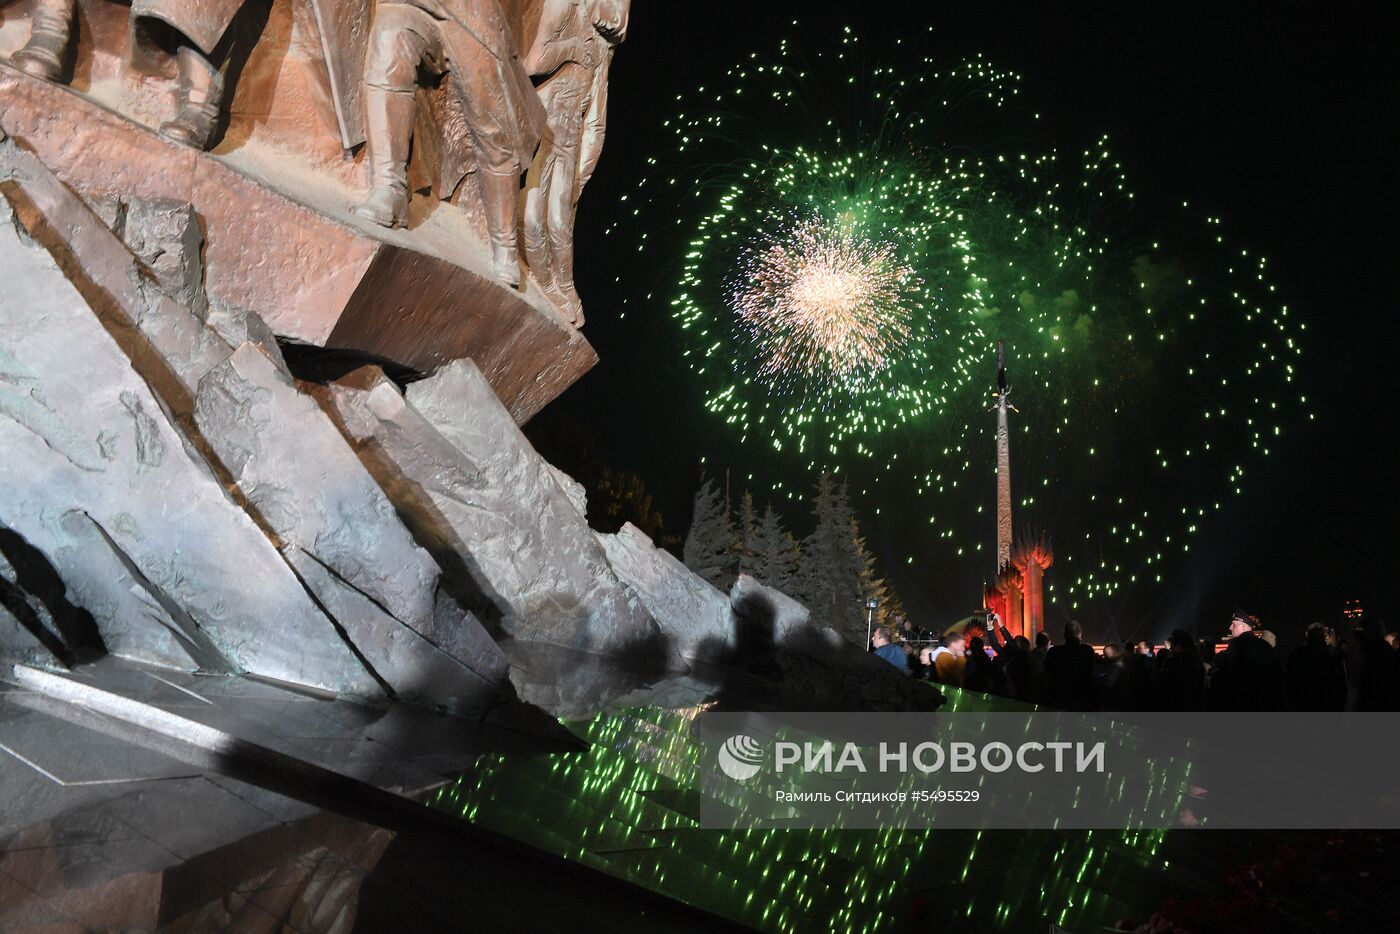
top-left (868, 610), bottom-right (1400, 712)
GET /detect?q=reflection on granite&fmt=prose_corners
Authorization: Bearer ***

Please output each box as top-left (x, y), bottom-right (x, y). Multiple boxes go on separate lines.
top-left (0, 692), bottom-right (388, 933)
top-left (2, 656), bottom-right (719, 932)
top-left (0, 644), bottom-right (705, 928)
top-left (0, 650), bottom-right (1223, 933)
top-left (1, 801), bottom-right (392, 932)
top-left (430, 702), bottom-right (1196, 933)
top-left (502, 632), bottom-right (948, 724)
top-left (0, 644), bottom-right (1026, 933)
top-left (503, 640), bottom-right (718, 721)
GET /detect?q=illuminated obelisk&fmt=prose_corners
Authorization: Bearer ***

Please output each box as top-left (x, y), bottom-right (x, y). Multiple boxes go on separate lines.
top-left (985, 341), bottom-right (1032, 638)
top-left (994, 341), bottom-right (1013, 570)
top-left (986, 341), bottom-right (1052, 639)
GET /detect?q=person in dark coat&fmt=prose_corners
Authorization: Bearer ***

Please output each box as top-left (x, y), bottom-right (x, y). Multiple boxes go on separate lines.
top-left (1124, 641), bottom-right (1156, 710)
top-left (1027, 630), bottom-right (1050, 703)
top-left (1032, 630), bottom-right (1051, 662)
top-left (1198, 637), bottom-right (1218, 694)
top-left (1210, 610), bottom-right (1285, 711)
top-left (1092, 643), bottom-right (1131, 710)
top-left (1156, 629), bottom-right (1206, 711)
top-left (1345, 619), bottom-right (1399, 711)
top-left (1001, 635), bottom-right (1035, 701)
top-left (964, 637), bottom-right (996, 694)
top-left (1286, 622), bottom-right (1346, 711)
top-left (1044, 620), bottom-right (1097, 711)
top-left (870, 627), bottom-right (909, 675)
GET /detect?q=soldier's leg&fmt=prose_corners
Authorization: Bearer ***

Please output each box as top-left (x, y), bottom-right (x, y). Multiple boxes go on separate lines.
top-left (522, 141), bottom-right (560, 294)
top-left (545, 148), bottom-right (584, 324)
top-left (353, 5), bottom-right (443, 228)
top-left (159, 44), bottom-right (225, 149)
top-left (152, 0), bottom-right (272, 150)
top-left (11, 0), bottom-right (77, 82)
top-left (462, 79), bottom-right (530, 288)
top-left (478, 158), bottom-right (525, 289)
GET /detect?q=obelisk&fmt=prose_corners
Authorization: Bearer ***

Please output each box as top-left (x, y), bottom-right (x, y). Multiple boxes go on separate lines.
top-left (994, 341), bottom-right (1013, 571)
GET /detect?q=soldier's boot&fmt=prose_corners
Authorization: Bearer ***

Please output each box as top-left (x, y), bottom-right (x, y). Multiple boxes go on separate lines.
top-left (481, 167), bottom-right (522, 289)
top-left (12, 0), bottom-right (75, 82)
top-left (352, 85), bottom-right (412, 228)
top-left (159, 46), bottom-right (224, 150)
top-left (550, 228), bottom-right (583, 326)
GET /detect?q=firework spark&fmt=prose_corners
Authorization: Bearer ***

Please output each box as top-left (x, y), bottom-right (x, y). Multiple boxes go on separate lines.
top-left (730, 216), bottom-right (918, 387)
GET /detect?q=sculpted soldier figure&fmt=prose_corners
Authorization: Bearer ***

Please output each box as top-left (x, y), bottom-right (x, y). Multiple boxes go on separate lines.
top-left (128, 0), bottom-right (268, 148)
top-left (3, 0), bottom-right (225, 146)
top-left (522, 0), bottom-right (629, 326)
top-left (6, 0), bottom-right (75, 80)
top-left (352, 0), bottom-right (546, 288)
top-left (6, 1), bottom-right (367, 152)
top-left (5, 0), bottom-right (283, 149)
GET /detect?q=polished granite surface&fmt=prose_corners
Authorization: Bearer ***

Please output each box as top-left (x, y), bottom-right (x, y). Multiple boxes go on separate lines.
top-left (0, 658), bottom-right (726, 932)
top-left (5, 653), bottom-right (1396, 933)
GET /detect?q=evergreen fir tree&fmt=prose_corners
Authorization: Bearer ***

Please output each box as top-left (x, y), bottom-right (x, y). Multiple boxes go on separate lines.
top-left (791, 474), bottom-right (904, 644)
top-left (750, 502), bottom-right (800, 595)
top-left (851, 516), bottom-right (893, 628)
top-left (734, 491), bottom-right (759, 578)
top-left (879, 589), bottom-right (911, 634)
top-left (683, 474), bottom-right (736, 590)
top-left (796, 473), bottom-right (869, 643)
top-left (591, 467), bottom-right (678, 548)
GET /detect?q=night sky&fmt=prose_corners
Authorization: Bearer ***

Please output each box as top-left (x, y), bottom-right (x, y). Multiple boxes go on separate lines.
top-left (541, 1), bottom-right (1399, 644)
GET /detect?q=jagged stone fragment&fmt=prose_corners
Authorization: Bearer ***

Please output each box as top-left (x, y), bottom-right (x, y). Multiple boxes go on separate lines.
top-left (193, 343), bottom-right (441, 635)
top-left (0, 181), bottom-right (380, 696)
top-left (4, 142), bottom-right (508, 706)
top-left (319, 363), bottom-right (660, 656)
top-left (595, 523), bottom-right (732, 659)
top-left (730, 574), bottom-right (827, 646)
top-left (0, 581), bottom-right (60, 669)
top-left (282, 548), bottom-right (504, 715)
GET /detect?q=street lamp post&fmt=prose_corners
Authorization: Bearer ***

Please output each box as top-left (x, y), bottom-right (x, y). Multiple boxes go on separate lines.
top-left (865, 598), bottom-right (880, 650)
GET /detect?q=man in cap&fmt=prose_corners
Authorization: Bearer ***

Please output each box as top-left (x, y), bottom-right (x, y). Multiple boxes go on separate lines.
top-left (1209, 608), bottom-right (1285, 711)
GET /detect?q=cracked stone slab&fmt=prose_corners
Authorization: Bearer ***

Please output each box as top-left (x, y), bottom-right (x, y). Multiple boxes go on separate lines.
top-left (596, 523), bottom-right (733, 660)
top-left (729, 574), bottom-right (826, 647)
top-left (0, 139), bottom-right (233, 402)
top-left (319, 363), bottom-right (661, 657)
top-left (33, 513), bottom-right (204, 672)
top-left (1, 597), bottom-right (56, 670)
top-left (193, 342), bottom-right (445, 647)
top-left (4, 141), bottom-right (495, 703)
top-left (1, 544), bottom-right (72, 669)
top-left (597, 530), bottom-right (847, 666)
top-left (112, 195), bottom-right (287, 375)
top-left (282, 548), bottom-right (506, 716)
top-left (0, 184), bottom-right (380, 698)
top-left (119, 198), bottom-right (207, 318)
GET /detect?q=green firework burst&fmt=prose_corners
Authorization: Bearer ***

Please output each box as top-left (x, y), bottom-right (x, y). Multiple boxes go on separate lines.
top-left (614, 26), bottom-right (1308, 615)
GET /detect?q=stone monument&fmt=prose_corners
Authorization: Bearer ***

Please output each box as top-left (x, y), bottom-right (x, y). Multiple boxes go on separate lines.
top-left (983, 342), bottom-right (1053, 639)
top-left (0, 0), bottom-right (635, 705)
top-left (0, 0), bottom-right (619, 421)
top-left (2, 4), bottom-right (924, 729)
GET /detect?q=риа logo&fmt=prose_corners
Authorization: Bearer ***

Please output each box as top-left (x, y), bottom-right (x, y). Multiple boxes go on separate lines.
top-left (717, 734), bottom-right (765, 781)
